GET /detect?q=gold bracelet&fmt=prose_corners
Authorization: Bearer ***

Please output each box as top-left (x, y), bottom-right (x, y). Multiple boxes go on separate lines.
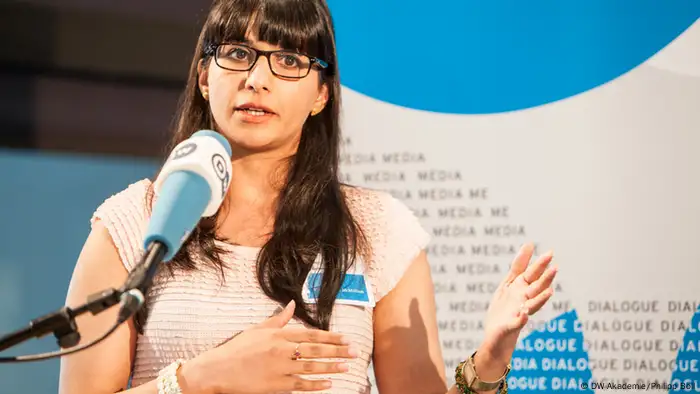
top-left (455, 357), bottom-right (509, 394)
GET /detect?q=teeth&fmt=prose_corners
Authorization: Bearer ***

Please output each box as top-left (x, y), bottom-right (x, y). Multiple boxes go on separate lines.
top-left (240, 108), bottom-right (267, 116)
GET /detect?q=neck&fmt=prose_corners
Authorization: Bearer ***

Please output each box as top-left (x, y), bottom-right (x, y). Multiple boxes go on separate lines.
top-left (215, 145), bottom-right (296, 247)
top-left (226, 151), bottom-right (290, 209)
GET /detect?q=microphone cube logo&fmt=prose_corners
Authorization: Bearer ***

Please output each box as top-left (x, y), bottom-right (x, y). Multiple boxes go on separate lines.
top-left (211, 154), bottom-right (230, 199)
top-left (171, 142), bottom-right (197, 160)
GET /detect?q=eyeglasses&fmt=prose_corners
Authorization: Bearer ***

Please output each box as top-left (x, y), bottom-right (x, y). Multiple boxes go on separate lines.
top-left (204, 43), bottom-right (329, 79)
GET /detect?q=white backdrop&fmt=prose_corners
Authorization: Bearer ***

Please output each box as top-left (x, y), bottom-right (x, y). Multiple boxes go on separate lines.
top-left (337, 19), bottom-right (700, 394)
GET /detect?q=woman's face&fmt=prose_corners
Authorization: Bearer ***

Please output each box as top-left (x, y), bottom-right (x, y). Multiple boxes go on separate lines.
top-left (198, 32), bottom-right (329, 156)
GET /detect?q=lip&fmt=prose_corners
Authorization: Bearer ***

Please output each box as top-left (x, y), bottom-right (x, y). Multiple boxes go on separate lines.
top-left (234, 103), bottom-right (276, 124)
top-left (235, 102), bottom-right (276, 114)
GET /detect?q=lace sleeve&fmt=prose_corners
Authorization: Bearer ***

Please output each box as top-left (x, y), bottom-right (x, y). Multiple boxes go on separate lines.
top-left (90, 179), bottom-right (152, 272)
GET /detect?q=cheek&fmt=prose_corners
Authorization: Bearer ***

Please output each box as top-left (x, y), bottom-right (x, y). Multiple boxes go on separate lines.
top-left (281, 84), bottom-right (318, 123)
top-left (209, 73), bottom-right (242, 116)
top-left (210, 92), bottom-right (231, 120)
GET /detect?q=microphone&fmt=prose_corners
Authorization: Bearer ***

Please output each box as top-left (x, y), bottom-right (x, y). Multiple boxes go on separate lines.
top-left (0, 130), bottom-right (232, 359)
top-left (120, 129), bottom-right (233, 299)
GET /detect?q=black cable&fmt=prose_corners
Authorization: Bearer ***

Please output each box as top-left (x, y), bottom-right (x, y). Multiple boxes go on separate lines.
top-left (0, 289), bottom-right (144, 363)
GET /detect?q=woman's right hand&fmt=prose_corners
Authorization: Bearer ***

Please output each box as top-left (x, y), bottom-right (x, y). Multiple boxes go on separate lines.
top-left (181, 300), bottom-right (358, 394)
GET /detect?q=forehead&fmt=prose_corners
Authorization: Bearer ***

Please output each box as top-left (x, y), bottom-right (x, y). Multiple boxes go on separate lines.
top-left (236, 31), bottom-right (285, 51)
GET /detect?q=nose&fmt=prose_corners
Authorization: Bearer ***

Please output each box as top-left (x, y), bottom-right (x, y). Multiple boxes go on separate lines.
top-left (245, 56), bottom-right (273, 92)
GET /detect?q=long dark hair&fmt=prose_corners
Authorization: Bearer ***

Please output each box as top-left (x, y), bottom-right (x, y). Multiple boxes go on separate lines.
top-left (137, 0), bottom-right (364, 333)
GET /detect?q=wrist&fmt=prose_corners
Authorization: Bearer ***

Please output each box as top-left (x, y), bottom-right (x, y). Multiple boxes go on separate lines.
top-left (472, 348), bottom-right (511, 382)
top-left (177, 358), bottom-right (214, 394)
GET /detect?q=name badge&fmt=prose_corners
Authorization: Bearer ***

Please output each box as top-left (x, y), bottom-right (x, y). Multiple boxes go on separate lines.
top-left (303, 255), bottom-right (375, 308)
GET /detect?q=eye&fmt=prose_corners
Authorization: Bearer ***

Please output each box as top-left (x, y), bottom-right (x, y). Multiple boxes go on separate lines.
top-left (229, 48), bottom-right (249, 60)
top-left (220, 45), bottom-right (252, 62)
top-left (275, 53), bottom-right (304, 68)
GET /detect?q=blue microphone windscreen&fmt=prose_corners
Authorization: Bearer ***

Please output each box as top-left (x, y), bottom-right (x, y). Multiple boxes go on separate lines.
top-left (143, 170), bottom-right (212, 261)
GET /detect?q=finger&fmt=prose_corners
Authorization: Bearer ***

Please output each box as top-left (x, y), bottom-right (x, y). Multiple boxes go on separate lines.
top-left (525, 287), bottom-right (555, 314)
top-left (293, 342), bottom-right (359, 359)
top-left (507, 305), bottom-right (530, 331)
top-left (257, 300), bottom-right (296, 329)
top-left (522, 251), bottom-right (554, 285)
top-left (286, 359), bottom-right (350, 375)
top-left (503, 243), bottom-right (535, 285)
top-left (525, 263), bottom-right (557, 299)
top-left (280, 328), bottom-right (350, 346)
top-left (278, 376), bottom-right (333, 392)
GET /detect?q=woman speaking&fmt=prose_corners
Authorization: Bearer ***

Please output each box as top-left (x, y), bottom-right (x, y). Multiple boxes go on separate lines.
top-left (59, 0), bottom-right (558, 393)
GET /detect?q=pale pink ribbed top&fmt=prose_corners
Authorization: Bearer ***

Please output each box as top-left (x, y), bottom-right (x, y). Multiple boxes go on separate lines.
top-left (91, 179), bottom-right (430, 393)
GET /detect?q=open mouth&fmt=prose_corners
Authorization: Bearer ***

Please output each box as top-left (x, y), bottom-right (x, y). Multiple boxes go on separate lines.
top-left (235, 104), bottom-right (275, 117)
top-left (237, 108), bottom-right (269, 116)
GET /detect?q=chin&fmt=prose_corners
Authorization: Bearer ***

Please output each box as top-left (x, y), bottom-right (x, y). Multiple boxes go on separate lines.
top-left (222, 127), bottom-right (294, 155)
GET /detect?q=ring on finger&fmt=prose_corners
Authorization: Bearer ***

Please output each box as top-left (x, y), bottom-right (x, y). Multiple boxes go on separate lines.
top-left (292, 343), bottom-right (302, 360)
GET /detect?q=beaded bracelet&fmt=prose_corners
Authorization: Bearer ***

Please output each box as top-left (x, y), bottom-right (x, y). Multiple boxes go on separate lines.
top-left (454, 360), bottom-right (509, 394)
top-left (157, 359), bottom-right (186, 394)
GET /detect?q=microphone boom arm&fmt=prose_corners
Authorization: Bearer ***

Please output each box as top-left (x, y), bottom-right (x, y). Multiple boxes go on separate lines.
top-left (0, 287), bottom-right (122, 353)
top-left (0, 243), bottom-right (166, 359)
top-left (120, 241), bottom-right (168, 295)
top-left (0, 129), bottom-right (228, 362)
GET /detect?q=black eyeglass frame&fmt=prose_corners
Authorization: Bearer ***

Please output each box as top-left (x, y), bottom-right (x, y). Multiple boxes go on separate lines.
top-left (203, 42), bottom-right (329, 79)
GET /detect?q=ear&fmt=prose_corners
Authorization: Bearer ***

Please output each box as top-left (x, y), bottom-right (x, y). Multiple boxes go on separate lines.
top-left (311, 83), bottom-right (329, 116)
top-left (197, 58), bottom-right (210, 100)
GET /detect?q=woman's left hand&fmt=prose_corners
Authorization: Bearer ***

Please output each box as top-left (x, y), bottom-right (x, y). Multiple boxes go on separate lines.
top-left (478, 243), bottom-right (558, 367)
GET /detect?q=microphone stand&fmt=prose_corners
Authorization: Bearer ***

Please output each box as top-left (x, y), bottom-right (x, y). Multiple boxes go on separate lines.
top-left (0, 242), bottom-right (166, 363)
top-left (119, 242), bottom-right (167, 300)
top-left (0, 289), bottom-right (122, 353)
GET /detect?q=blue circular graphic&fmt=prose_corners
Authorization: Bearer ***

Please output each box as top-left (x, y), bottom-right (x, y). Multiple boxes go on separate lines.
top-left (327, 1), bottom-right (700, 114)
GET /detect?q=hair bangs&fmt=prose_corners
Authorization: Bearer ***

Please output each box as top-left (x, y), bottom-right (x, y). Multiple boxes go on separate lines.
top-left (205, 0), bottom-right (326, 60)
